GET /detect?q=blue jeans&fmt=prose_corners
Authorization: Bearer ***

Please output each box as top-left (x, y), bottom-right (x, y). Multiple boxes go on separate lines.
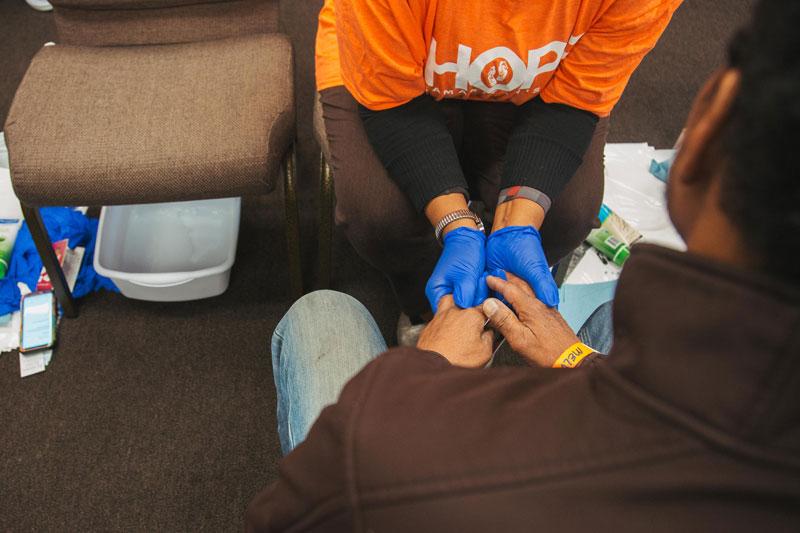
top-left (578, 300), bottom-right (613, 354)
top-left (271, 291), bottom-right (613, 455)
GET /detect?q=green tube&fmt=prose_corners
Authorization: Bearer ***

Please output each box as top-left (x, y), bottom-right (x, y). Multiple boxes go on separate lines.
top-left (586, 228), bottom-right (630, 266)
top-left (0, 219), bottom-right (21, 279)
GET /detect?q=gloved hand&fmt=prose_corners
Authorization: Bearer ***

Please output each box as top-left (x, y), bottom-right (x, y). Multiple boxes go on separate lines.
top-left (486, 225), bottom-right (559, 308)
top-left (425, 226), bottom-right (488, 313)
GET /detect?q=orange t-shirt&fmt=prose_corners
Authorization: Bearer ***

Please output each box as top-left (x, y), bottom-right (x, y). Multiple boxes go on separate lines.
top-left (316, 0), bottom-right (681, 116)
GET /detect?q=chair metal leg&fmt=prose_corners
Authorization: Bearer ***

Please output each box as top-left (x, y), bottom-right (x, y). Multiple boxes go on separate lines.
top-left (283, 145), bottom-right (304, 298)
top-left (20, 204), bottom-right (79, 318)
top-left (317, 151), bottom-right (334, 289)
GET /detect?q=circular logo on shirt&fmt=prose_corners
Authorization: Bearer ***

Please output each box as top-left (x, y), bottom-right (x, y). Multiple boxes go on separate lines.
top-left (481, 57), bottom-right (513, 89)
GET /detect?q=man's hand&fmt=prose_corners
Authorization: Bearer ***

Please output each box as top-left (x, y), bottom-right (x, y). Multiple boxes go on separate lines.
top-left (425, 227), bottom-right (487, 313)
top-left (481, 274), bottom-right (578, 367)
top-left (417, 295), bottom-right (494, 368)
top-left (486, 226), bottom-right (559, 307)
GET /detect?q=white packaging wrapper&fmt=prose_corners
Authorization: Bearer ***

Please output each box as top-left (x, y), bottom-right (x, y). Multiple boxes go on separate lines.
top-left (565, 144), bottom-right (684, 286)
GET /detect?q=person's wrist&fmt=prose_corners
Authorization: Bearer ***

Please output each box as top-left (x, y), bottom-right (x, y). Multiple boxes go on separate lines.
top-left (425, 193), bottom-right (469, 226)
top-left (442, 217), bottom-right (478, 237)
top-left (425, 193), bottom-right (479, 237)
top-left (551, 341), bottom-right (595, 368)
top-left (492, 198), bottom-right (545, 232)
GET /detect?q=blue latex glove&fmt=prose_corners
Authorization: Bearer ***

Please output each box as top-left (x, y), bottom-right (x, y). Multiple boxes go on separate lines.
top-left (486, 225), bottom-right (559, 308)
top-left (425, 226), bottom-right (488, 313)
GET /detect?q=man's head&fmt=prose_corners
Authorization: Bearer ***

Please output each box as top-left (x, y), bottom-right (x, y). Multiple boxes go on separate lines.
top-left (667, 0), bottom-right (800, 283)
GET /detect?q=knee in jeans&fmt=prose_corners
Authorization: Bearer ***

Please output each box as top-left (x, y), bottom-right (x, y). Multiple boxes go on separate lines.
top-left (273, 290), bottom-right (379, 357)
top-left (286, 290), bottom-right (355, 320)
top-left (273, 291), bottom-right (360, 361)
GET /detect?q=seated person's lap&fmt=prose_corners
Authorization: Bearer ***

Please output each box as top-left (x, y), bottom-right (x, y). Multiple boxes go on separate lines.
top-left (319, 86), bottom-right (609, 317)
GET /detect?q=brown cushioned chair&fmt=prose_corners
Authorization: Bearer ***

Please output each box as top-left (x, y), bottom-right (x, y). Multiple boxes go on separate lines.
top-left (4, 0), bottom-right (301, 317)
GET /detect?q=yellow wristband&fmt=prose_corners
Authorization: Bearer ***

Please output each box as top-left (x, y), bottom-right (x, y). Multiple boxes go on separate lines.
top-left (552, 342), bottom-right (595, 369)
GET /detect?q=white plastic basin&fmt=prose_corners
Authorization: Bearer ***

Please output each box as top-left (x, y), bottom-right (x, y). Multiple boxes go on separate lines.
top-left (94, 198), bottom-right (240, 301)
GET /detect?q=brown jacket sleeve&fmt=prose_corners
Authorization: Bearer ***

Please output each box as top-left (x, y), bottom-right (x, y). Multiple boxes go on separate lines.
top-left (245, 348), bottom-right (450, 532)
top-left (577, 351), bottom-right (604, 368)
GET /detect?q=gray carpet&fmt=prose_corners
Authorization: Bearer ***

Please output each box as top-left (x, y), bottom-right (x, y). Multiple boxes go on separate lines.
top-left (0, 2), bottom-right (754, 531)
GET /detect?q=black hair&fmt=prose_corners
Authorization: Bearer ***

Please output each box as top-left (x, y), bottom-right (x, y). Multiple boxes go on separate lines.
top-left (720, 0), bottom-right (800, 282)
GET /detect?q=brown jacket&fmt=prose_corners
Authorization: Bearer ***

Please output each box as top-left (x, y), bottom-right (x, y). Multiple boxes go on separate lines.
top-left (247, 245), bottom-right (800, 532)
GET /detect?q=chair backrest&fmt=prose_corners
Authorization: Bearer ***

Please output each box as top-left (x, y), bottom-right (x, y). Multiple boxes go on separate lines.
top-left (49, 0), bottom-right (280, 46)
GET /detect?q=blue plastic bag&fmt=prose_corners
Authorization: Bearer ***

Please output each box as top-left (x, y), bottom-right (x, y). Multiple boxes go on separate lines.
top-left (0, 207), bottom-right (118, 316)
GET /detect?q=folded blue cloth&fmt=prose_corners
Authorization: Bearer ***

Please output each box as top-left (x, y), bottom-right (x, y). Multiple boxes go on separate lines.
top-left (0, 207), bottom-right (118, 316)
top-left (558, 281), bottom-right (618, 333)
top-left (649, 158), bottom-right (671, 183)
